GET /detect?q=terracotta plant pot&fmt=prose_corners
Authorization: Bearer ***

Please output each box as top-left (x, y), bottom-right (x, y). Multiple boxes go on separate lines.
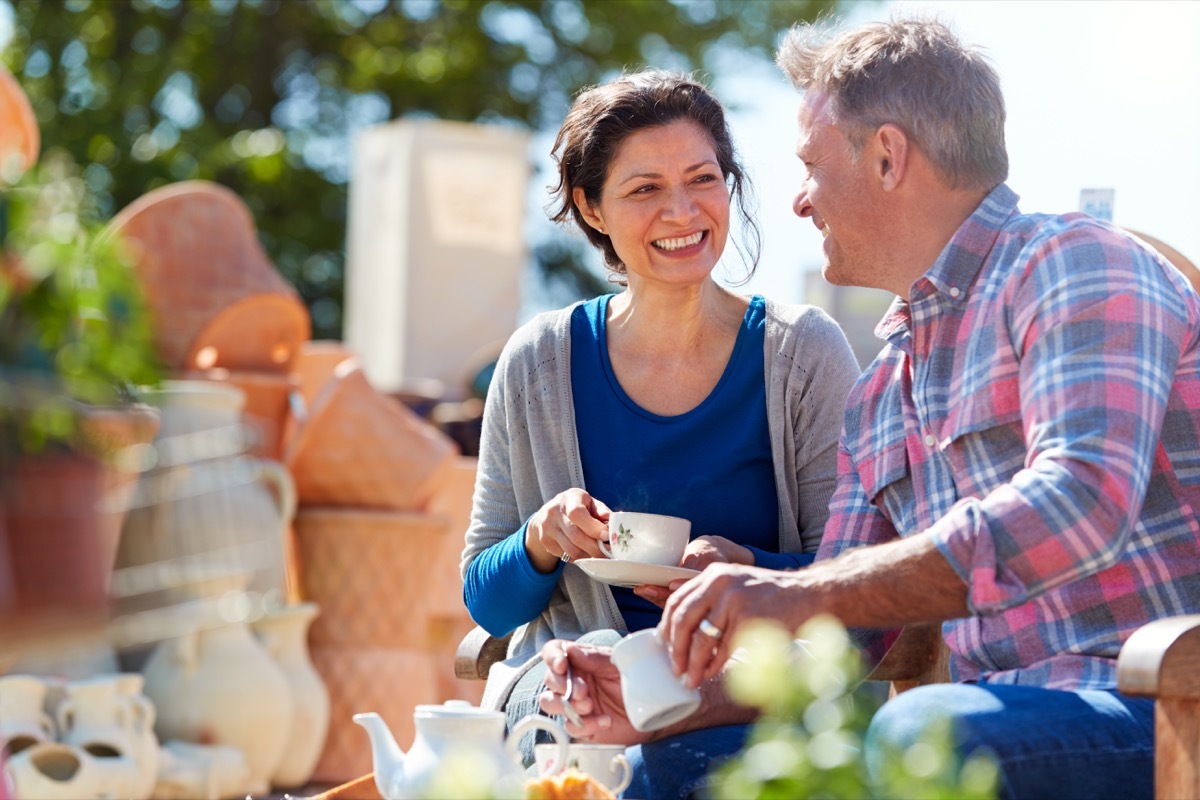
top-left (293, 507), bottom-right (449, 648)
top-left (290, 341), bottom-right (356, 412)
top-left (307, 644), bottom-right (438, 785)
top-left (284, 362), bottom-right (457, 511)
top-left (75, 403), bottom-right (162, 582)
top-left (0, 63), bottom-right (39, 179)
top-left (107, 181), bottom-right (310, 374)
top-left (0, 452), bottom-right (111, 641)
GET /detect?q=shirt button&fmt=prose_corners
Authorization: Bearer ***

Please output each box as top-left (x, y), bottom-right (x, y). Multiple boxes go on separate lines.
top-left (924, 433), bottom-right (937, 447)
top-left (949, 287), bottom-right (961, 298)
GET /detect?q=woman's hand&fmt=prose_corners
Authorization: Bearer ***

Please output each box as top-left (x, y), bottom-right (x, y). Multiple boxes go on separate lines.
top-left (679, 535), bottom-right (754, 571)
top-left (632, 535), bottom-right (753, 607)
top-left (526, 489), bottom-right (611, 573)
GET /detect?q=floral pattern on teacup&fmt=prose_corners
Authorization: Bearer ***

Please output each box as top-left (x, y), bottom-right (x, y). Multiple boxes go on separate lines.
top-left (613, 523), bottom-right (634, 553)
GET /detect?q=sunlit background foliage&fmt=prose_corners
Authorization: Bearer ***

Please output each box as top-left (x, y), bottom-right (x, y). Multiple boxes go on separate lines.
top-left (0, 0), bottom-right (837, 339)
top-left (718, 617), bottom-right (999, 799)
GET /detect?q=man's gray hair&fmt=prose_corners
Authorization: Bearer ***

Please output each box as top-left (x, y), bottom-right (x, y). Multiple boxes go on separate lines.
top-left (776, 16), bottom-right (1008, 191)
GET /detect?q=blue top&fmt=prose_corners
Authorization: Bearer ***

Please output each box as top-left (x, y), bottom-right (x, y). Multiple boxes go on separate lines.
top-left (464, 294), bottom-right (807, 636)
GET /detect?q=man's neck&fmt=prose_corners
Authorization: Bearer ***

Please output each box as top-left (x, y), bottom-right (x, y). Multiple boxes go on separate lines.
top-left (888, 184), bottom-right (992, 301)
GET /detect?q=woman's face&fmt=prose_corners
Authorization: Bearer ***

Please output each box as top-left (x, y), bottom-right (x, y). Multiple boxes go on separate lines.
top-left (575, 119), bottom-right (730, 289)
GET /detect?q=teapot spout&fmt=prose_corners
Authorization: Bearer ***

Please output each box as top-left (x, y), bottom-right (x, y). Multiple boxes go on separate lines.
top-left (353, 712), bottom-right (405, 799)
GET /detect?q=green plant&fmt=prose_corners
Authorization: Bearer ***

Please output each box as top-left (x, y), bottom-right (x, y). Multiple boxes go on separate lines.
top-left (715, 616), bottom-right (1000, 800)
top-left (0, 149), bottom-right (162, 456)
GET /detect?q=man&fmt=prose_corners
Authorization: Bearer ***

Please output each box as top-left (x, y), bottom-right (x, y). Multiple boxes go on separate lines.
top-left (538, 15), bottom-right (1200, 800)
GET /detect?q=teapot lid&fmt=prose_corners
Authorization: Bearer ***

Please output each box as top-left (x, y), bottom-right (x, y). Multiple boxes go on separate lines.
top-left (414, 699), bottom-right (504, 720)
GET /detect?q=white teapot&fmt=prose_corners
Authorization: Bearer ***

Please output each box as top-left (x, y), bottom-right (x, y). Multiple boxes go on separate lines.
top-left (354, 701), bottom-right (568, 800)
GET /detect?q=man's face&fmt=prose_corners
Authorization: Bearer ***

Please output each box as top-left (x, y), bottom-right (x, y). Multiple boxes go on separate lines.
top-left (792, 90), bottom-right (880, 289)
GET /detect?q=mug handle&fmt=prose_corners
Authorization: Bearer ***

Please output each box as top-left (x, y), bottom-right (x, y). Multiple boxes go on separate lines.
top-left (610, 753), bottom-right (633, 795)
top-left (507, 715), bottom-right (569, 776)
top-left (595, 537), bottom-right (614, 563)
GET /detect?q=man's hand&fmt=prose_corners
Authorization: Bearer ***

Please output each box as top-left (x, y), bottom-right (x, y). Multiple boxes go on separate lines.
top-left (660, 564), bottom-right (811, 688)
top-left (537, 639), bottom-right (651, 746)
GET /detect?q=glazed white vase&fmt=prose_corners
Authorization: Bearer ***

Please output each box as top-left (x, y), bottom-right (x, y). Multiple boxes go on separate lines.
top-left (141, 616), bottom-right (294, 797)
top-left (252, 601), bottom-right (330, 789)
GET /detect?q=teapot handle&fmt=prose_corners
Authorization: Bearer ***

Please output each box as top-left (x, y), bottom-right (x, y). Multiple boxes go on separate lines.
top-left (507, 715), bottom-right (568, 776)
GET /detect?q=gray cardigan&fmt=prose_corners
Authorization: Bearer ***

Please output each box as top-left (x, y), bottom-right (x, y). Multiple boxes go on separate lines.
top-left (461, 298), bottom-right (861, 709)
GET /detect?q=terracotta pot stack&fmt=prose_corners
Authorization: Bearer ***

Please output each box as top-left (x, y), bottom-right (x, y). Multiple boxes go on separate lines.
top-left (284, 342), bottom-right (483, 784)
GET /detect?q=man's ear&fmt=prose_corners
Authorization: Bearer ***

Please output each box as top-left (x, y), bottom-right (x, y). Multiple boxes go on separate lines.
top-left (873, 123), bottom-right (909, 191)
top-left (573, 187), bottom-right (606, 233)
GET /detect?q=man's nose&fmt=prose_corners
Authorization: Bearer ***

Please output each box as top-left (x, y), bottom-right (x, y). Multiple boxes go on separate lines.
top-left (793, 188), bottom-right (813, 219)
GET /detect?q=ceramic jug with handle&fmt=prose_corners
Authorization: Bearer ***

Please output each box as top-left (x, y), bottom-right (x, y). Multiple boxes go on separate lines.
top-left (115, 380), bottom-right (297, 606)
top-left (354, 701), bottom-right (569, 800)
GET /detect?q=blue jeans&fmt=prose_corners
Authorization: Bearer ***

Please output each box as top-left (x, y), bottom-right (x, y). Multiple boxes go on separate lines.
top-left (624, 724), bottom-right (752, 800)
top-left (866, 683), bottom-right (1155, 800)
top-left (619, 684), bottom-right (1155, 800)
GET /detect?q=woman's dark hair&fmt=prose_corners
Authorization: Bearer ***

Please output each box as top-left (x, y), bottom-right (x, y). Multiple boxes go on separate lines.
top-left (548, 69), bottom-right (760, 283)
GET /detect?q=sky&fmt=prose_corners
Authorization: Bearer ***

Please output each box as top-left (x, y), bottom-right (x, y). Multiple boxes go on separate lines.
top-left (715, 0), bottom-right (1200, 306)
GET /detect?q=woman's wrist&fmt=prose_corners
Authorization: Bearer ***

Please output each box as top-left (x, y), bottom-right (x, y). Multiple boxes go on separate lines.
top-left (525, 519), bottom-right (560, 574)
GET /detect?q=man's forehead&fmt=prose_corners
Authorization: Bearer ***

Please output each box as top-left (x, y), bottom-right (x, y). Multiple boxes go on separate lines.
top-left (795, 91), bottom-right (834, 152)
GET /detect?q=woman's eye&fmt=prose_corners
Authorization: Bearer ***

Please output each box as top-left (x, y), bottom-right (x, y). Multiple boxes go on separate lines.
top-left (632, 184), bottom-right (655, 194)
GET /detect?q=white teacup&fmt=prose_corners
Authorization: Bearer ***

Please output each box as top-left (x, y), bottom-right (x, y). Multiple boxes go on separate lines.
top-left (535, 743), bottom-right (632, 794)
top-left (600, 512), bottom-right (691, 566)
top-left (611, 629), bottom-right (701, 732)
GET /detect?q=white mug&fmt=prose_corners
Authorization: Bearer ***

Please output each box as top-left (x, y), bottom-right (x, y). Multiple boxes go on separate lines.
top-left (535, 743), bottom-right (632, 794)
top-left (611, 629), bottom-right (701, 732)
top-left (600, 512), bottom-right (691, 566)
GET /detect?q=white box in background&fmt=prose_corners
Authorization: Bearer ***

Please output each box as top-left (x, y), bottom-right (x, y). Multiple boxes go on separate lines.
top-left (344, 119), bottom-right (530, 400)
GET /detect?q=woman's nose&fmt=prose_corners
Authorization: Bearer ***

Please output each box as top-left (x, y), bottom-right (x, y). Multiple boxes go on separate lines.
top-left (661, 187), bottom-right (699, 222)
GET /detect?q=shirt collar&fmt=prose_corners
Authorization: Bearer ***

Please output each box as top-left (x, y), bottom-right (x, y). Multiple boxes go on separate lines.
top-left (875, 183), bottom-right (1019, 343)
top-left (920, 182), bottom-right (1020, 303)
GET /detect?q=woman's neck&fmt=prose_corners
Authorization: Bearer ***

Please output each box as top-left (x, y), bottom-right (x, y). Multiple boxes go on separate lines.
top-left (607, 280), bottom-right (746, 359)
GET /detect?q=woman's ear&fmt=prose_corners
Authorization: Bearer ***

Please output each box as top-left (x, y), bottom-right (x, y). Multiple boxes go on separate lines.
top-left (573, 187), bottom-right (606, 234)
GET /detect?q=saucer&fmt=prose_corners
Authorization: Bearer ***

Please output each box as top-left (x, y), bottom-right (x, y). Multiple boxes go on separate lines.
top-left (574, 558), bottom-right (700, 589)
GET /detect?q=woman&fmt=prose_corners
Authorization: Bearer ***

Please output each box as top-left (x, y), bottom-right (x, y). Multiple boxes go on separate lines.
top-left (460, 69), bottom-right (859, 751)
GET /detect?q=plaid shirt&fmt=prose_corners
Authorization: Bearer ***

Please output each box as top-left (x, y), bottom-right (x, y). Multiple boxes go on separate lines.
top-left (818, 183), bottom-right (1200, 690)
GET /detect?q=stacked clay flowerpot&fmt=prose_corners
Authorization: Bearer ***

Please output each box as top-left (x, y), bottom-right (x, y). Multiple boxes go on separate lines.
top-left (108, 181), bottom-right (310, 377)
top-left (284, 342), bottom-right (466, 783)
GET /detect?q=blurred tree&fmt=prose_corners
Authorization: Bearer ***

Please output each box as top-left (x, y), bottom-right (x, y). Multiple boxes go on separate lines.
top-left (1, 0), bottom-right (842, 339)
